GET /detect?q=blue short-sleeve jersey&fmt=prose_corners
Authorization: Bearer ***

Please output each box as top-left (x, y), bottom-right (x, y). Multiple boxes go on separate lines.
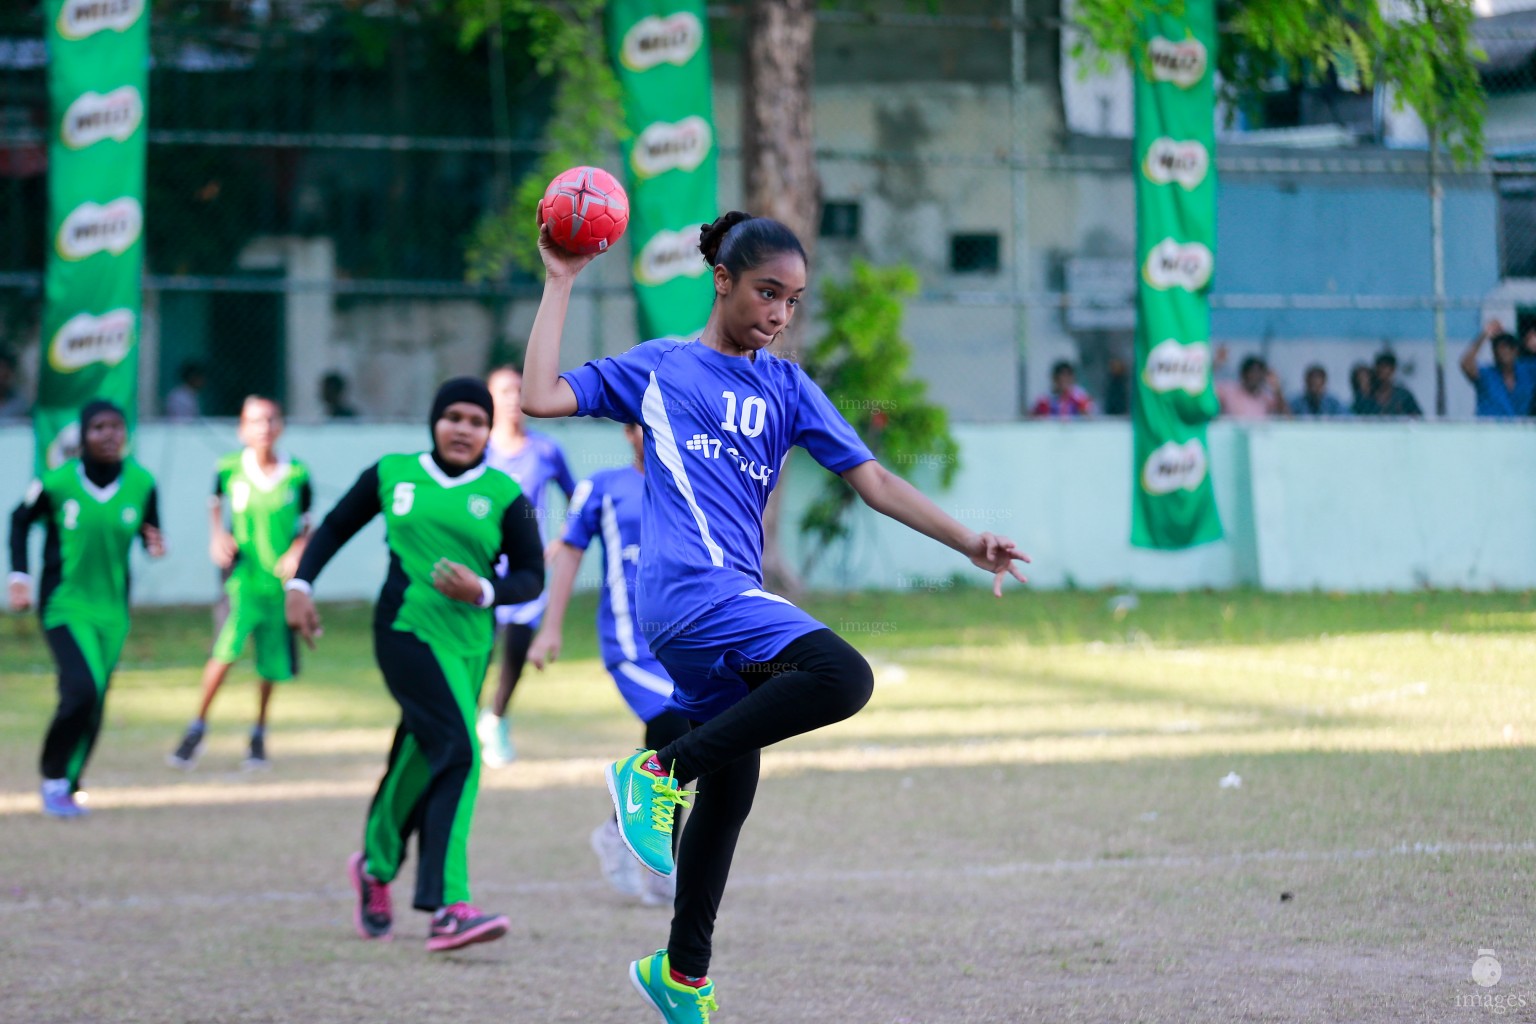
top-left (1474, 363), bottom-right (1536, 418)
top-left (486, 430), bottom-right (575, 537)
top-left (487, 429), bottom-right (575, 626)
top-left (561, 339), bottom-right (874, 646)
top-left (561, 465), bottom-right (653, 668)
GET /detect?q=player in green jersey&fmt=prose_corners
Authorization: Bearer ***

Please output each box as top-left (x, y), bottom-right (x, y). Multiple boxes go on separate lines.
top-left (9, 400), bottom-right (165, 818)
top-left (169, 395), bottom-right (313, 771)
top-left (284, 378), bottom-right (545, 952)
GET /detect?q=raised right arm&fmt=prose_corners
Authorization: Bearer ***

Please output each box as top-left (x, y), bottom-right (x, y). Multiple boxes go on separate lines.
top-left (521, 225), bottom-right (597, 419)
top-left (1460, 325), bottom-right (1490, 385)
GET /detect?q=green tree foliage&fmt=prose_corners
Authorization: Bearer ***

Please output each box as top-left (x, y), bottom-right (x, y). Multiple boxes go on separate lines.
top-left (798, 260), bottom-right (960, 572)
top-left (451, 0), bottom-right (624, 281)
top-left (1072, 0), bottom-right (1485, 163)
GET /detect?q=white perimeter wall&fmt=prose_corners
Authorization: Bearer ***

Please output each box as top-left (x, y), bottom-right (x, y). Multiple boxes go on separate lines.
top-left (2, 419), bottom-right (1532, 608)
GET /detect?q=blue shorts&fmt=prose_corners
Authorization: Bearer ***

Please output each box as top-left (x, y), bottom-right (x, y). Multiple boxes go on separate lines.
top-left (652, 590), bottom-right (828, 722)
top-left (496, 592), bottom-right (547, 629)
top-left (607, 656), bottom-right (675, 723)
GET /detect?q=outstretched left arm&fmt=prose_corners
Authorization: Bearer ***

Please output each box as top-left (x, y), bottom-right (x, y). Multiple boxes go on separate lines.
top-left (841, 461), bottom-right (1029, 596)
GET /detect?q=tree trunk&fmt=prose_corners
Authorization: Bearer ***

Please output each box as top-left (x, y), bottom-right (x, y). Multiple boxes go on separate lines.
top-left (742, 0), bottom-right (817, 596)
top-left (743, 0), bottom-right (819, 272)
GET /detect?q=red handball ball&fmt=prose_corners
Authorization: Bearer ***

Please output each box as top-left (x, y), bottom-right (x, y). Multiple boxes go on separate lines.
top-left (540, 166), bottom-right (629, 255)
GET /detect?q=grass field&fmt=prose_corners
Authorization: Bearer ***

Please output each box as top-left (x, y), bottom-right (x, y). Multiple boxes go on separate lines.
top-left (2, 589), bottom-right (1534, 1023)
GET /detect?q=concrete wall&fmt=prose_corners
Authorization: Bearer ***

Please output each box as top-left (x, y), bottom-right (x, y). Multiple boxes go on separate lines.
top-left (4, 419), bottom-right (1532, 608)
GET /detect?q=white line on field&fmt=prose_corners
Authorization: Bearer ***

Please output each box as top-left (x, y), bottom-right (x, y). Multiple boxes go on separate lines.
top-left (0, 839), bottom-right (1530, 917)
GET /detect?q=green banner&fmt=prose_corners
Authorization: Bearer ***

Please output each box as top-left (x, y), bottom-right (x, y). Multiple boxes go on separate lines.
top-left (1131, 1), bottom-right (1222, 549)
top-left (36, 0), bottom-right (148, 472)
top-left (607, 0), bottom-right (717, 340)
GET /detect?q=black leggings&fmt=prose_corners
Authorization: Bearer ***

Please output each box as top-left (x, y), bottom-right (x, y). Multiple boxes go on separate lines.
top-left (490, 622), bottom-right (535, 716)
top-left (40, 626), bottom-right (107, 786)
top-left (644, 710), bottom-right (692, 857)
top-left (644, 709), bottom-right (691, 756)
top-left (657, 629), bottom-right (874, 976)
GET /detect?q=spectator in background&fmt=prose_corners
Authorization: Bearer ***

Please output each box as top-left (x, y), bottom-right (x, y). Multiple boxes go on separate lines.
top-left (166, 361), bottom-right (205, 420)
top-left (1031, 360), bottom-right (1095, 418)
top-left (320, 371), bottom-right (357, 419)
top-left (1355, 350), bottom-right (1423, 417)
top-left (0, 350), bottom-right (28, 421)
top-left (1289, 364), bottom-right (1348, 417)
top-left (1348, 362), bottom-right (1375, 414)
top-left (1101, 354), bottom-right (1131, 416)
top-left (1217, 355), bottom-right (1287, 419)
top-left (1460, 320), bottom-right (1536, 419)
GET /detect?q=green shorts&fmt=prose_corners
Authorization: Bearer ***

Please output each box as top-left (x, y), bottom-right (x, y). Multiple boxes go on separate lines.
top-left (212, 585), bottom-right (297, 682)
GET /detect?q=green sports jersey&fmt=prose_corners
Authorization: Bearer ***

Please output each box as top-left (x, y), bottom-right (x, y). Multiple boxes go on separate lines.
top-left (375, 453), bottom-right (525, 655)
top-left (216, 449), bottom-right (312, 597)
top-left (32, 459), bottom-right (156, 629)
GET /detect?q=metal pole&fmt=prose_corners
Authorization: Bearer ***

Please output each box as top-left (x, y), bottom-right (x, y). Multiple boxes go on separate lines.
top-left (1430, 126), bottom-right (1448, 418)
top-left (1010, 0), bottom-right (1029, 417)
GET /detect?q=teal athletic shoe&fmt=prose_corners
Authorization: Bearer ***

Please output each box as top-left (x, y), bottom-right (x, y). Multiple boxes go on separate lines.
top-left (630, 949), bottom-right (718, 1024)
top-left (606, 750), bottom-right (689, 876)
top-left (477, 709), bottom-right (516, 768)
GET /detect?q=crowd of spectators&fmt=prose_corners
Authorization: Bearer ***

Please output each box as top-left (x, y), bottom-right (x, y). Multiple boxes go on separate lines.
top-left (1029, 325), bottom-right (1536, 422)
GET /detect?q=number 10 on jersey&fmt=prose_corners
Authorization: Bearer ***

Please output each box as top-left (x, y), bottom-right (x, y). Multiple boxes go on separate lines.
top-left (721, 391), bottom-right (766, 437)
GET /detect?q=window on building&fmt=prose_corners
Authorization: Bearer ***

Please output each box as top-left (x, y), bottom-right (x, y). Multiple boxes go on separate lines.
top-left (1499, 176), bottom-right (1536, 279)
top-left (950, 233), bottom-right (1000, 274)
top-left (819, 200), bottom-right (861, 240)
top-left (1234, 71), bottom-right (1374, 137)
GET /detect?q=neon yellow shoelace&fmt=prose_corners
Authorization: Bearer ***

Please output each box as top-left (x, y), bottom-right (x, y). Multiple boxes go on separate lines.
top-left (695, 991), bottom-right (719, 1022)
top-left (651, 776), bottom-right (692, 833)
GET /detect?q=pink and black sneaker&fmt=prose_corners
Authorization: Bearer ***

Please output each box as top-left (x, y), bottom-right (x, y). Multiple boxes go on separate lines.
top-left (425, 902), bottom-right (509, 952)
top-left (347, 851), bottom-right (393, 941)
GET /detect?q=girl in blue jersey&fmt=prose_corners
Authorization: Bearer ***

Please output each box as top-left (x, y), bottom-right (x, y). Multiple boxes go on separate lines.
top-left (526, 422), bottom-right (690, 906)
top-left (522, 212), bottom-right (1029, 1024)
top-left (479, 364), bottom-right (576, 766)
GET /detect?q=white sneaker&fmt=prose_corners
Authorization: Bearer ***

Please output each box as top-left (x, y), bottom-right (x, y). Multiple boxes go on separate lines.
top-left (590, 819), bottom-right (643, 897)
top-left (639, 866), bottom-right (676, 908)
top-left (478, 710), bottom-right (515, 768)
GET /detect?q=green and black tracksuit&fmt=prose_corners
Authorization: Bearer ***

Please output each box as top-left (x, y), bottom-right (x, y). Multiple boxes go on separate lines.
top-left (293, 452), bottom-right (542, 910)
top-left (9, 458), bottom-right (159, 790)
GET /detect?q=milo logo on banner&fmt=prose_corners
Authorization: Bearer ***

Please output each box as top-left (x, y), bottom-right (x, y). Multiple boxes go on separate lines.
top-left (632, 116), bottom-right (713, 178)
top-left (62, 87), bottom-right (143, 149)
top-left (1143, 238), bottom-right (1213, 291)
top-left (636, 228), bottom-right (711, 286)
top-left (56, 198), bottom-right (142, 260)
top-left (48, 309), bottom-right (135, 372)
top-left (1148, 36), bottom-right (1207, 88)
top-left (621, 13), bottom-right (704, 71)
top-left (1142, 340), bottom-right (1211, 394)
top-left (1141, 439), bottom-right (1208, 495)
top-left (1142, 138), bottom-right (1209, 190)
top-left (57, 0), bottom-right (144, 39)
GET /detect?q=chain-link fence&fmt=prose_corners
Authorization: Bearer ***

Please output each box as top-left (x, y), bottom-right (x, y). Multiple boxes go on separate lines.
top-left (3, 1), bottom-right (1536, 423)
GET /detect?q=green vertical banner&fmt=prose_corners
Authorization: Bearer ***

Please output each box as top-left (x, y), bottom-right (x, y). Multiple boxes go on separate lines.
top-left (608, 0), bottom-right (717, 340)
top-left (36, 0), bottom-right (148, 472)
top-left (1131, 1), bottom-right (1222, 549)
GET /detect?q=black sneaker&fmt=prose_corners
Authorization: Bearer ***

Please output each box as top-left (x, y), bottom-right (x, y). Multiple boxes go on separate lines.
top-left (166, 727), bottom-right (205, 769)
top-left (347, 852), bottom-right (393, 940)
top-left (242, 733), bottom-right (269, 771)
top-left (426, 902), bottom-right (508, 952)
